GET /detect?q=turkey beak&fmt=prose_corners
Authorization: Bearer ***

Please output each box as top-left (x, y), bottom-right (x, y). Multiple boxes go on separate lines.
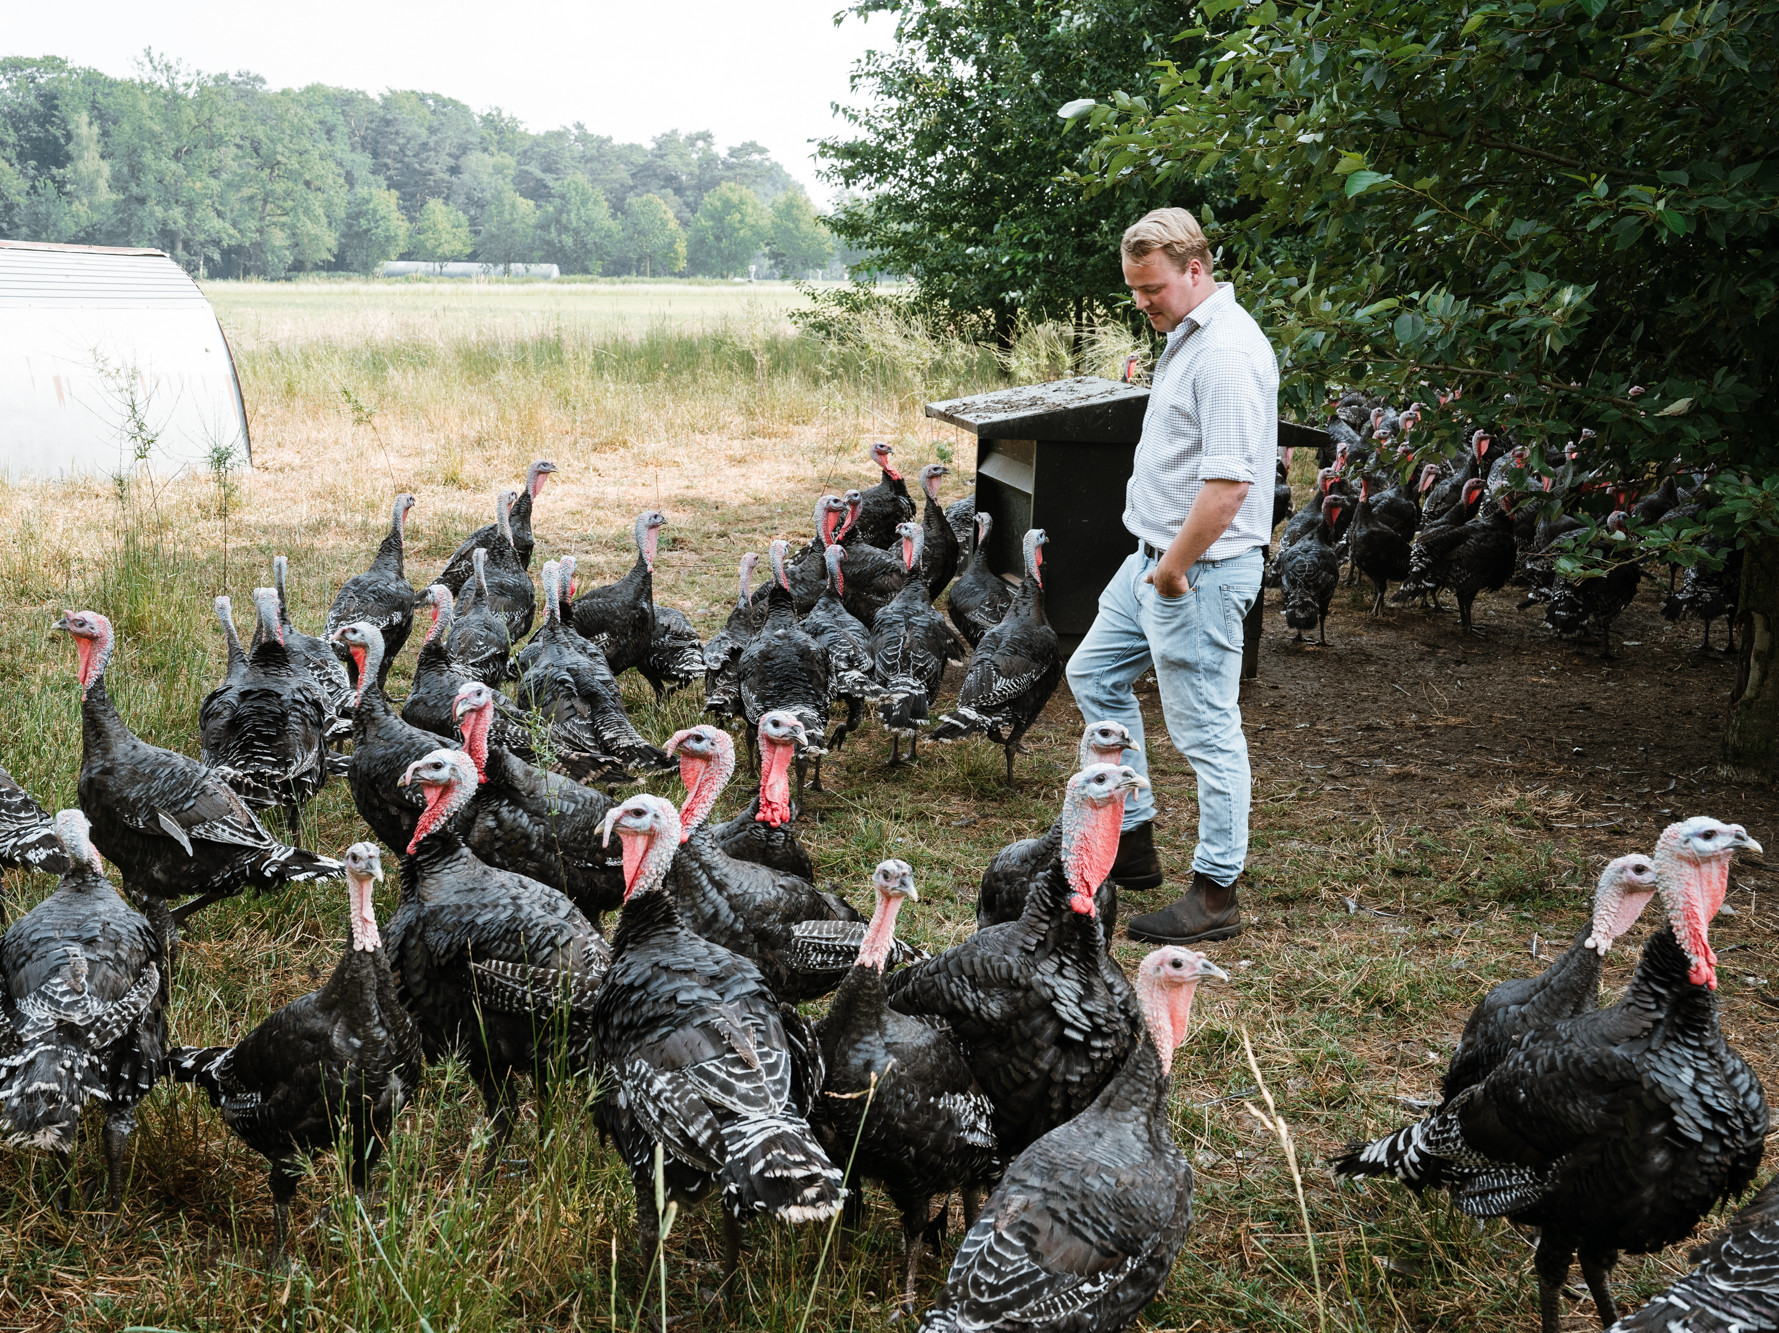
top-left (51, 613), bottom-right (71, 633)
top-left (1194, 958), bottom-right (1231, 984)
top-left (599, 807), bottom-right (621, 848)
top-left (1730, 827), bottom-right (1763, 856)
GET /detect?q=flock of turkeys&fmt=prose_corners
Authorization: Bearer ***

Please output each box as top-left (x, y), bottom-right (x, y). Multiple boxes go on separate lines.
top-left (0, 439), bottom-right (1770, 1331)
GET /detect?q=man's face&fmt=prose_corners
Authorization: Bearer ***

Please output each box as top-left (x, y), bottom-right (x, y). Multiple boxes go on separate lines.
top-left (1123, 252), bottom-right (1210, 333)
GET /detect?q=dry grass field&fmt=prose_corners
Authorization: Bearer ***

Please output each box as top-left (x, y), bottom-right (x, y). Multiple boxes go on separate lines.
top-left (0, 279), bottom-right (1770, 1333)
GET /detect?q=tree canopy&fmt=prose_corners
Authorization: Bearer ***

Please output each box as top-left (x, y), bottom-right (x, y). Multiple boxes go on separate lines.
top-left (0, 53), bottom-right (825, 278)
top-left (819, 0), bottom-right (1200, 331)
top-left (1071, 0), bottom-right (1776, 505)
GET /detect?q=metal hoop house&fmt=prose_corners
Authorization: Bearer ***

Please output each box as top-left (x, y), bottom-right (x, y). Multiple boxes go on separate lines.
top-left (0, 240), bottom-right (251, 480)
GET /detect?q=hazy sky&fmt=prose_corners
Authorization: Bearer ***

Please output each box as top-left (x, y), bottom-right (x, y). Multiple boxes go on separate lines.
top-left (5, 0), bottom-right (888, 201)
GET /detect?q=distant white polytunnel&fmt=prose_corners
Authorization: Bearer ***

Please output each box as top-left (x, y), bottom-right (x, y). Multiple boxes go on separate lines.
top-left (0, 239), bottom-right (251, 480)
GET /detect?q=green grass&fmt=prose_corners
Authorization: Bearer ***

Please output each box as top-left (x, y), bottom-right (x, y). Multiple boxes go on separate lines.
top-left (0, 293), bottom-right (1764, 1331)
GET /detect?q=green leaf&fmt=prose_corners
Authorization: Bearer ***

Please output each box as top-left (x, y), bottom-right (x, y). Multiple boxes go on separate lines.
top-left (1344, 170), bottom-right (1394, 196)
top-left (1578, 0), bottom-right (1608, 17)
top-left (1654, 397), bottom-right (1694, 417)
top-left (1461, 13), bottom-right (1487, 34)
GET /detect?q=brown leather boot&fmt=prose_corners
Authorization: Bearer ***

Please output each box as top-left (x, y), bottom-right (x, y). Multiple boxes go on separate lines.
top-left (1125, 873), bottom-right (1241, 945)
top-left (1108, 822), bottom-right (1163, 892)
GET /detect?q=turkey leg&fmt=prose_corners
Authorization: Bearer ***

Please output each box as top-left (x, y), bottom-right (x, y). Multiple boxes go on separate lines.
top-left (1577, 1248), bottom-right (1620, 1327)
top-left (268, 1161), bottom-right (303, 1268)
top-left (1533, 1233), bottom-right (1576, 1333)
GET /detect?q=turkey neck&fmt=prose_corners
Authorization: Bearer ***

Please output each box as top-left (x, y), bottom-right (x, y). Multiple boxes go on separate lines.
top-left (372, 507), bottom-right (407, 579)
top-left (79, 672), bottom-right (133, 764)
top-left (1614, 925), bottom-right (1724, 1044)
top-left (756, 741), bottom-right (795, 827)
top-left (1007, 569), bottom-right (1048, 627)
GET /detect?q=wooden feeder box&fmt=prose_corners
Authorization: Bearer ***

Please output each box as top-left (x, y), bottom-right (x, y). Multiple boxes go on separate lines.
top-left (926, 376), bottom-right (1149, 651)
top-left (927, 375), bottom-right (1328, 675)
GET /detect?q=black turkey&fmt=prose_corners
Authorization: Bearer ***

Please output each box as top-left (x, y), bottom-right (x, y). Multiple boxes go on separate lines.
top-left (735, 540), bottom-right (829, 792)
top-left (640, 604), bottom-right (706, 699)
top-left (869, 522), bottom-right (970, 763)
top-left (198, 589), bottom-right (333, 840)
top-left (516, 561), bottom-right (673, 778)
top-left (1278, 493), bottom-right (1344, 644)
top-left (664, 723), bottom-right (866, 1002)
top-left (1273, 452), bottom-right (1294, 530)
top-left (469, 489), bottom-right (538, 643)
top-left (1395, 474), bottom-right (1487, 610)
top-left (591, 793), bottom-right (843, 1291)
top-left (1348, 473), bottom-right (1421, 613)
top-left (1606, 1173), bottom-right (1779, 1332)
top-left (1440, 853), bottom-right (1657, 1103)
top-left (447, 547), bottom-right (515, 686)
top-left (887, 764), bottom-right (1147, 1153)
top-left (452, 681), bottom-right (625, 926)
top-left (975, 720), bottom-right (1135, 932)
top-left (268, 554), bottom-right (353, 740)
top-left (1400, 483), bottom-right (1516, 634)
top-left (0, 810), bottom-right (164, 1214)
top-left (709, 712), bottom-right (819, 882)
top-left (703, 552), bottom-right (762, 726)
top-left (386, 749), bottom-right (610, 1174)
top-left (919, 945), bottom-right (1227, 1333)
top-left (1663, 531), bottom-right (1741, 654)
top-left (436, 458), bottom-right (556, 592)
top-left (335, 620), bottom-right (461, 853)
top-left (400, 585), bottom-right (543, 768)
top-left (807, 859), bottom-right (1001, 1314)
top-left (944, 492), bottom-right (976, 552)
top-left (801, 543), bottom-right (878, 763)
top-left (570, 510), bottom-right (665, 677)
top-left (169, 843), bottom-right (422, 1262)
top-left (57, 611), bottom-right (341, 936)
top-left (1543, 512), bottom-right (1645, 657)
top-left (756, 496), bottom-right (850, 615)
top-left (915, 463), bottom-right (960, 597)
top-left (947, 511), bottom-right (1015, 649)
top-left (846, 441), bottom-right (916, 549)
top-left (326, 493), bottom-right (416, 676)
top-left (1336, 817), bottom-right (1769, 1333)
top-left (0, 762), bottom-right (68, 874)
top-left (932, 527), bottom-right (1062, 785)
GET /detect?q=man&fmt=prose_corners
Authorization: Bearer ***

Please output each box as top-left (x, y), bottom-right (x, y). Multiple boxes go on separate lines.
top-left (1065, 207), bottom-right (1277, 945)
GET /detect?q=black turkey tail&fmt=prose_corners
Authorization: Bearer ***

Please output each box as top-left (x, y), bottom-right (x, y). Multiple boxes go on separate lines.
top-left (929, 708), bottom-right (987, 743)
top-left (1333, 1112), bottom-right (1458, 1187)
top-left (787, 920), bottom-right (930, 975)
top-left (167, 1046), bottom-right (233, 1105)
top-left (876, 682), bottom-right (929, 735)
top-left (247, 845), bottom-right (344, 886)
top-left (0, 1042), bottom-right (99, 1150)
top-left (718, 1112), bottom-right (844, 1223)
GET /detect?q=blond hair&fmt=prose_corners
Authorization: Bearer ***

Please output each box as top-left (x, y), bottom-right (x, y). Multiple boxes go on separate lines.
top-left (1121, 208), bottom-right (1212, 273)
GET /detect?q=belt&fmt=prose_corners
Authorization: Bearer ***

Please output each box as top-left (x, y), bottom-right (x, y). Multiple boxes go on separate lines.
top-left (1138, 543), bottom-right (1258, 566)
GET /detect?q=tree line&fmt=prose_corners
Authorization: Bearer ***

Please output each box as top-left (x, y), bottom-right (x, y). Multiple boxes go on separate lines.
top-left (0, 53), bottom-right (836, 279)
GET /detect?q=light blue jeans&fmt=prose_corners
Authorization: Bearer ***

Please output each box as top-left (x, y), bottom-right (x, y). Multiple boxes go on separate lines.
top-left (1065, 546), bottom-right (1263, 886)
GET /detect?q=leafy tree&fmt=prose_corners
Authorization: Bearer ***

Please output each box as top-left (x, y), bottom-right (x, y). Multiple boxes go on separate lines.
top-left (410, 196), bottom-right (472, 261)
top-left (621, 192), bottom-right (686, 276)
top-left (221, 86), bottom-right (342, 278)
top-left (819, 0), bottom-right (1188, 334)
top-left (767, 189), bottom-right (833, 276)
top-left (539, 175), bottom-right (619, 273)
top-left (1074, 0), bottom-right (1779, 767)
top-left (474, 183), bottom-right (538, 271)
top-left (688, 180), bottom-right (770, 277)
top-left (340, 185), bottom-right (408, 275)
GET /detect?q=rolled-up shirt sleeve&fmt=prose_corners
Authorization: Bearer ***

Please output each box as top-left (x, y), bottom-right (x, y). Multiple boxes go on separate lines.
top-left (1192, 343), bottom-right (1270, 485)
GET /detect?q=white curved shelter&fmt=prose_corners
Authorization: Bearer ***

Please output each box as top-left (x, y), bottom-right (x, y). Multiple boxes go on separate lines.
top-left (0, 240), bottom-right (251, 480)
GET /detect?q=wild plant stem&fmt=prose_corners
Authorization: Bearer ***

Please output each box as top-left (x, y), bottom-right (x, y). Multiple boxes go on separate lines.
top-left (1242, 1026), bottom-right (1326, 1333)
top-left (797, 1062), bottom-right (886, 1333)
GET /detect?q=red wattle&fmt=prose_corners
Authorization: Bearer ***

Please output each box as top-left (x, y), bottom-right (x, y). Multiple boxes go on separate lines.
top-left (1068, 891), bottom-right (1097, 917)
top-left (758, 742), bottom-right (794, 826)
top-left (74, 638), bottom-right (96, 691)
top-left (621, 835), bottom-right (649, 897)
top-left (407, 787), bottom-right (451, 854)
top-left (643, 528), bottom-right (659, 572)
